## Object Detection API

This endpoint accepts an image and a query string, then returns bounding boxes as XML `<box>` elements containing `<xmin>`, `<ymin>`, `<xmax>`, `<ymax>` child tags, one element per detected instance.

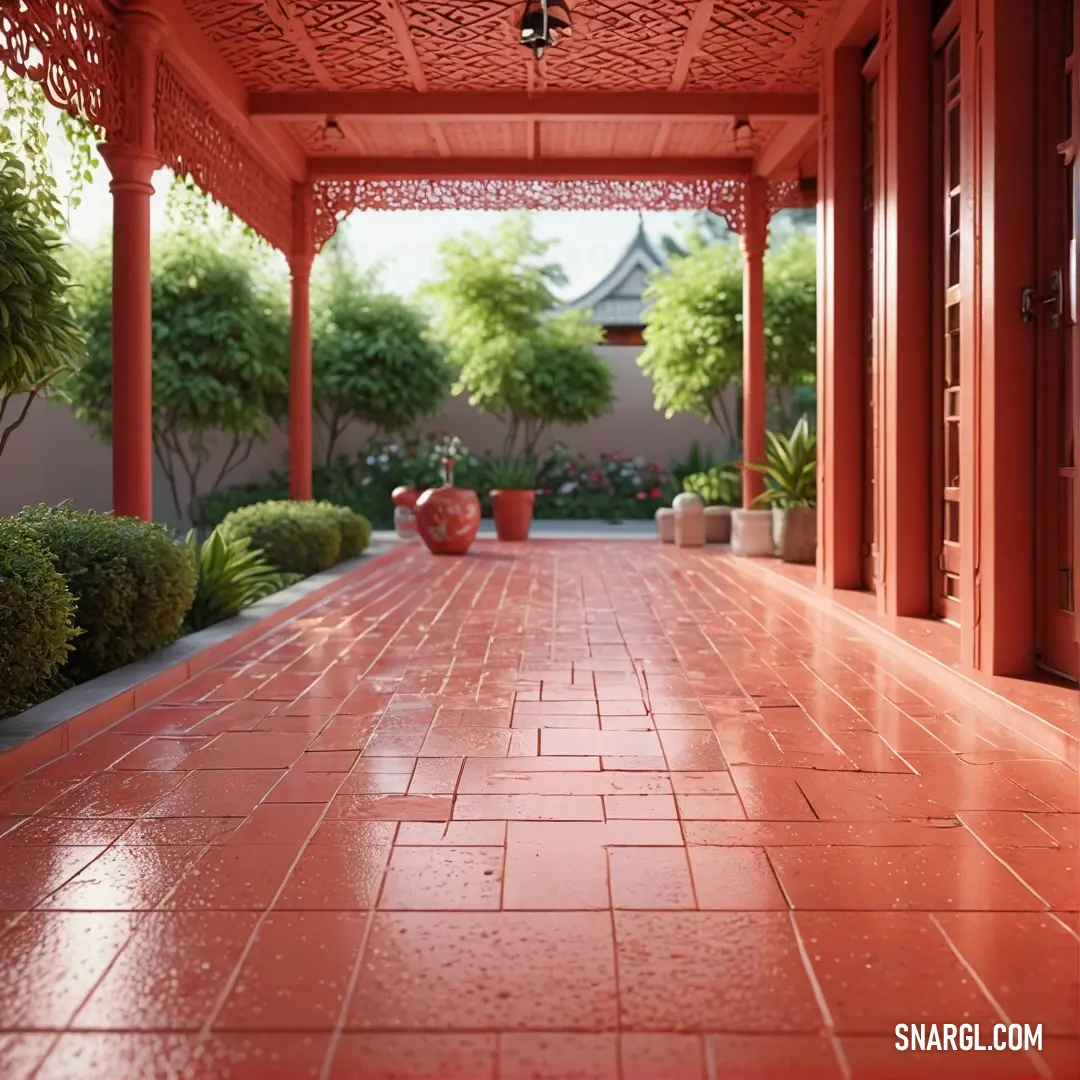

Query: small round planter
<box><xmin>391</xmin><ymin>487</ymin><xmax>421</xmax><ymax>540</ymax></box>
<box><xmin>730</xmin><ymin>508</ymin><xmax>775</xmax><ymax>557</ymax></box>
<box><xmin>673</xmin><ymin>492</ymin><xmax>705</xmax><ymax>547</ymax></box>
<box><xmin>703</xmin><ymin>506</ymin><xmax>732</xmax><ymax>544</ymax></box>
<box><xmin>655</xmin><ymin>507</ymin><xmax>675</xmax><ymax>543</ymax></box>
<box><xmin>773</xmin><ymin>506</ymin><xmax>818</xmax><ymax>564</ymax></box>
<box><xmin>415</xmin><ymin>485</ymin><xmax>481</xmax><ymax>555</ymax></box>
<box><xmin>491</xmin><ymin>489</ymin><xmax>535</xmax><ymax>541</ymax></box>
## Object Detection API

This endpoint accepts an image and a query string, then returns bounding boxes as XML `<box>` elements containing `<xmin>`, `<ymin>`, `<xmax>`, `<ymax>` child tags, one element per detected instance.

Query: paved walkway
<box><xmin>0</xmin><ymin>541</ymin><xmax>1077</xmax><ymax>1080</ymax></box>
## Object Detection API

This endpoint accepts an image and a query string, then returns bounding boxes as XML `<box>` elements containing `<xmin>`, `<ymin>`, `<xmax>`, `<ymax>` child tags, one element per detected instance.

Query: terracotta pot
<box><xmin>704</xmin><ymin>506</ymin><xmax>732</xmax><ymax>543</ymax></box>
<box><xmin>391</xmin><ymin>486</ymin><xmax>420</xmax><ymax>510</ymax></box>
<box><xmin>415</xmin><ymin>485</ymin><xmax>481</xmax><ymax>555</ymax></box>
<box><xmin>772</xmin><ymin>506</ymin><xmax>818</xmax><ymax>564</ymax></box>
<box><xmin>491</xmin><ymin>488</ymin><xmax>535</xmax><ymax>541</ymax></box>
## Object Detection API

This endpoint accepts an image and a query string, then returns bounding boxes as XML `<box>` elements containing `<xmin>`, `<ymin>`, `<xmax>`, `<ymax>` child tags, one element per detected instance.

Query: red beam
<box><xmin>306</xmin><ymin>156</ymin><xmax>753</xmax><ymax>181</ymax></box>
<box><xmin>251</xmin><ymin>90</ymin><xmax>820</xmax><ymax>123</ymax></box>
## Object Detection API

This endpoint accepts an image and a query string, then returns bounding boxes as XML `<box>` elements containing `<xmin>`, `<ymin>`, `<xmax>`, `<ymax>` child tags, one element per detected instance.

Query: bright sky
<box><xmin>64</xmin><ymin>161</ymin><xmax>691</xmax><ymax>302</ymax></box>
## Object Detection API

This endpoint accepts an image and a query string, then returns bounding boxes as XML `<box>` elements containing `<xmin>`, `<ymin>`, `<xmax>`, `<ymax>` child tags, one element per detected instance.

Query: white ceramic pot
<box><xmin>655</xmin><ymin>507</ymin><xmax>675</xmax><ymax>543</ymax></box>
<box><xmin>730</xmin><ymin>508</ymin><xmax>775</xmax><ymax>557</ymax></box>
<box><xmin>673</xmin><ymin>492</ymin><xmax>705</xmax><ymax>547</ymax></box>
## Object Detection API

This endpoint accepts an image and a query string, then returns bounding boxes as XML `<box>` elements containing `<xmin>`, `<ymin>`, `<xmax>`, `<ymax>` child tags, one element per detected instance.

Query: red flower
<box><xmin>648</xmin><ymin>487</ymin><xmax>662</xmax><ymax>499</ymax></box>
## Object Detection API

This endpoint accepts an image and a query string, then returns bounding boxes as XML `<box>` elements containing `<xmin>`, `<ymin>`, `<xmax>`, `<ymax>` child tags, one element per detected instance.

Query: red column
<box><xmin>817</xmin><ymin>46</ymin><xmax>865</xmax><ymax>589</ymax></box>
<box><xmin>880</xmin><ymin>0</ymin><xmax>932</xmax><ymax>616</ymax></box>
<box><xmin>741</xmin><ymin>176</ymin><xmax>768</xmax><ymax>508</ymax></box>
<box><xmin>962</xmin><ymin>0</ymin><xmax>1036</xmax><ymax>673</ymax></box>
<box><xmin>98</xmin><ymin>4</ymin><xmax>165</xmax><ymax>521</ymax></box>
<box><xmin>289</xmin><ymin>183</ymin><xmax>315</xmax><ymax>502</ymax></box>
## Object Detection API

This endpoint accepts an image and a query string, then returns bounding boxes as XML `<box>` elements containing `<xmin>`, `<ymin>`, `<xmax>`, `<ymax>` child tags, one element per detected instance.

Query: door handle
<box><xmin>1021</xmin><ymin>271</ymin><xmax>1064</xmax><ymax>328</ymax></box>
<box><xmin>1044</xmin><ymin>269</ymin><xmax>1064</xmax><ymax>330</ymax></box>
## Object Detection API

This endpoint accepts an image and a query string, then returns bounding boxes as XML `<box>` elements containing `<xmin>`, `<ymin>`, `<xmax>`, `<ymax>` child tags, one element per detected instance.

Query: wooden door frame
<box><xmin>862</xmin><ymin>42</ymin><xmax>881</xmax><ymax>593</ymax></box>
<box><xmin>930</xmin><ymin>7</ymin><xmax>962</xmax><ymax>622</ymax></box>
<box><xmin>1033</xmin><ymin>0</ymin><xmax>1080</xmax><ymax>679</ymax></box>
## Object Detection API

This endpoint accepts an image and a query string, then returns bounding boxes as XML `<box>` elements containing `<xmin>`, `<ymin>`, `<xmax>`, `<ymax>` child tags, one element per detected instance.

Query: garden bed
<box><xmin>0</xmin><ymin>541</ymin><xmax>396</xmax><ymax>785</ymax></box>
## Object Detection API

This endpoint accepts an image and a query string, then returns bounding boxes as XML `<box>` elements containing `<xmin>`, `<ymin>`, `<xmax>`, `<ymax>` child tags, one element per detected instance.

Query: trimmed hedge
<box><xmin>219</xmin><ymin>500</ymin><xmax>371</xmax><ymax>576</ymax></box>
<box><xmin>316</xmin><ymin>501</ymin><xmax>372</xmax><ymax>558</ymax></box>
<box><xmin>0</xmin><ymin>519</ymin><xmax>80</xmax><ymax>717</ymax></box>
<box><xmin>16</xmin><ymin>505</ymin><xmax>196</xmax><ymax>683</ymax></box>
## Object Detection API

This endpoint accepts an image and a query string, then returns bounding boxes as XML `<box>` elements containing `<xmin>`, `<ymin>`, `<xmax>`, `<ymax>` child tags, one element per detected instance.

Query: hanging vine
<box><xmin>0</xmin><ymin>70</ymin><xmax>100</xmax><ymax>229</ymax></box>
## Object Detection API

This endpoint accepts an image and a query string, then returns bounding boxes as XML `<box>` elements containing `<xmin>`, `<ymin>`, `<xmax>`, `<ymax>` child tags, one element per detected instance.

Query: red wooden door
<box><xmin>1034</xmin><ymin>0</ymin><xmax>1079</xmax><ymax>680</ymax></box>
<box><xmin>931</xmin><ymin>24</ymin><xmax>962</xmax><ymax>622</ymax></box>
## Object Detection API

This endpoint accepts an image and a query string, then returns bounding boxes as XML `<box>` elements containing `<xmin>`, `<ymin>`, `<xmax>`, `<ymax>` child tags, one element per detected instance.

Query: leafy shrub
<box><xmin>16</xmin><ymin>504</ymin><xmax>196</xmax><ymax>683</ymax></box>
<box><xmin>183</xmin><ymin>527</ymin><xmax>300</xmax><ymax>633</ymax></box>
<box><xmin>683</xmin><ymin>465</ymin><xmax>741</xmax><ymax>507</ymax></box>
<box><xmin>314</xmin><ymin>501</ymin><xmax>372</xmax><ymax>558</ymax></box>
<box><xmin>220</xmin><ymin>500</ymin><xmax>343</xmax><ymax>576</ymax></box>
<box><xmin>0</xmin><ymin>518</ymin><xmax>80</xmax><ymax>717</ymax></box>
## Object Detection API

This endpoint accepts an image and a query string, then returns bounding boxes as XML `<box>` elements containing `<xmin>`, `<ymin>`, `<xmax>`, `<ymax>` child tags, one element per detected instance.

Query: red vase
<box><xmin>391</xmin><ymin>486</ymin><xmax>420</xmax><ymax>510</ymax></box>
<box><xmin>415</xmin><ymin>485</ymin><xmax>481</xmax><ymax>555</ymax></box>
<box><xmin>491</xmin><ymin>489</ymin><xmax>536</xmax><ymax>541</ymax></box>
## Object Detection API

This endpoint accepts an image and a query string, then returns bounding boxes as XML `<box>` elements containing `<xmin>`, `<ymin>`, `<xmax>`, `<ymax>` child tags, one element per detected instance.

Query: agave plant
<box><xmin>485</xmin><ymin>455</ymin><xmax>539</xmax><ymax>490</ymax></box>
<box><xmin>183</xmin><ymin>527</ymin><xmax>300</xmax><ymax>632</ymax></box>
<box><xmin>682</xmin><ymin>464</ymin><xmax>740</xmax><ymax>507</ymax></box>
<box><xmin>746</xmin><ymin>415</ymin><xmax>817</xmax><ymax>508</ymax></box>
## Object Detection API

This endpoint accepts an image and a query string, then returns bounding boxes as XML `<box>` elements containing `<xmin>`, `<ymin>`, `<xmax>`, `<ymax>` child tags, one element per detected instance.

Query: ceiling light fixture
<box><xmin>323</xmin><ymin>118</ymin><xmax>346</xmax><ymax>141</ymax></box>
<box><xmin>733</xmin><ymin>117</ymin><xmax>754</xmax><ymax>152</ymax></box>
<box><xmin>520</xmin><ymin>0</ymin><xmax>572</xmax><ymax>61</ymax></box>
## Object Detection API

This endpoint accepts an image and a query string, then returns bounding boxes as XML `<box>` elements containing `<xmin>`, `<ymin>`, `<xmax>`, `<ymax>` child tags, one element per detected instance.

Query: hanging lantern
<box><xmin>519</xmin><ymin>0</ymin><xmax>572</xmax><ymax>60</ymax></box>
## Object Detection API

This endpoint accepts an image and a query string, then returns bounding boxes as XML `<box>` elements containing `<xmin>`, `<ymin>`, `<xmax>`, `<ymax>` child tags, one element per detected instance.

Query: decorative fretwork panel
<box><xmin>290</xmin><ymin>0</ymin><xmax>413</xmax><ymax>90</ymax></box>
<box><xmin>688</xmin><ymin>0</ymin><xmax>829</xmax><ymax>92</ymax></box>
<box><xmin>179</xmin><ymin>0</ymin><xmax>830</xmax><ymax>95</ymax></box>
<box><xmin>0</xmin><ymin>0</ymin><xmax>123</xmax><ymax>135</ymax></box>
<box><xmin>538</xmin><ymin>1</ymin><xmax>695</xmax><ymax>91</ymax></box>
<box><xmin>156</xmin><ymin>60</ymin><xmax>293</xmax><ymax>252</ymax></box>
<box><xmin>312</xmin><ymin>176</ymin><xmax>752</xmax><ymax>249</ymax></box>
<box><xmin>184</xmin><ymin>0</ymin><xmax>321</xmax><ymax>92</ymax></box>
<box><xmin>402</xmin><ymin>0</ymin><xmax>529</xmax><ymax>91</ymax></box>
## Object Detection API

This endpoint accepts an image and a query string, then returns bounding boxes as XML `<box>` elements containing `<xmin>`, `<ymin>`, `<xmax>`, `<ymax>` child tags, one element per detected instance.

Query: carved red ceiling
<box><xmin>0</xmin><ymin>0</ymin><xmax>830</xmax><ymax>253</ymax></box>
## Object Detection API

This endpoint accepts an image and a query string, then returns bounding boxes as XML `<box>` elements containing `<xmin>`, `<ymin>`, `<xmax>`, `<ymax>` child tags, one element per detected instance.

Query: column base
<box><xmin>731</xmin><ymin>509</ymin><xmax>775</xmax><ymax>557</ymax></box>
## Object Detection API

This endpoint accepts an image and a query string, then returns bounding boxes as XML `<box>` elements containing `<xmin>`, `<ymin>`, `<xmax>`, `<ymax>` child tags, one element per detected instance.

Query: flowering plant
<box><xmin>430</xmin><ymin>435</ymin><xmax>467</xmax><ymax>485</ymax></box>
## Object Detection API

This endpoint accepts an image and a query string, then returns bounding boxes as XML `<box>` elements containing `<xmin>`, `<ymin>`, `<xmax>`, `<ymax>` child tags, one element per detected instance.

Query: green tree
<box><xmin>313</xmin><ymin>248</ymin><xmax>450</xmax><ymax>464</ymax></box>
<box><xmin>638</xmin><ymin>234</ymin><xmax>744</xmax><ymax>446</ymax></box>
<box><xmin>65</xmin><ymin>223</ymin><xmax>289</xmax><ymax>523</ymax></box>
<box><xmin>0</xmin><ymin>153</ymin><xmax>85</xmax><ymax>463</ymax></box>
<box><xmin>422</xmin><ymin>214</ymin><xmax>613</xmax><ymax>455</ymax></box>
<box><xmin>638</xmin><ymin>231</ymin><xmax>817</xmax><ymax>448</ymax></box>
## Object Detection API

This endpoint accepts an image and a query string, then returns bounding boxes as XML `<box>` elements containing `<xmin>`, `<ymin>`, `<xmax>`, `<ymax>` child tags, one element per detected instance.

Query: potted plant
<box><xmin>745</xmin><ymin>415</ymin><xmax>817</xmax><ymax>563</ymax></box>
<box><xmin>682</xmin><ymin>464</ymin><xmax>740</xmax><ymax>543</ymax></box>
<box><xmin>415</xmin><ymin>436</ymin><xmax>482</xmax><ymax>555</ymax></box>
<box><xmin>487</xmin><ymin>456</ymin><xmax>538</xmax><ymax>541</ymax></box>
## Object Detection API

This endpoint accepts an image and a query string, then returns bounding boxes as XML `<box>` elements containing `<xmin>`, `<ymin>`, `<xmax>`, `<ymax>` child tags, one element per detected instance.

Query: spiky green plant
<box><xmin>746</xmin><ymin>415</ymin><xmax>817</xmax><ymax>508</ymax></box>
<box><xmin>485</xmin><ymin>455</ymin><xmax>539</xmax><ymax>490</ymax></box>
<box><xmin>183</xmin><ymin>527</ymin><xmax>299</xmax><ymax>632</ymax></box>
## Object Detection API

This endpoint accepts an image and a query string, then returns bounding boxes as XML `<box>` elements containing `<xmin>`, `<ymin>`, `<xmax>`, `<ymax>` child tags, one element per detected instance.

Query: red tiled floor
<box><xmin>0</xmin><ymin>541</ymin><xmax>1076</xmax><ymax>1078</ymax></box>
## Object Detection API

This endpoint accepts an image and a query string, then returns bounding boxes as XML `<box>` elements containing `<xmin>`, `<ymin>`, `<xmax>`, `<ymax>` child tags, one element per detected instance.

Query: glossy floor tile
<box><xmin>0</xmin><ymin>541</ymin><xmax>1077</xmax><ymax>1079</ymax></box>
